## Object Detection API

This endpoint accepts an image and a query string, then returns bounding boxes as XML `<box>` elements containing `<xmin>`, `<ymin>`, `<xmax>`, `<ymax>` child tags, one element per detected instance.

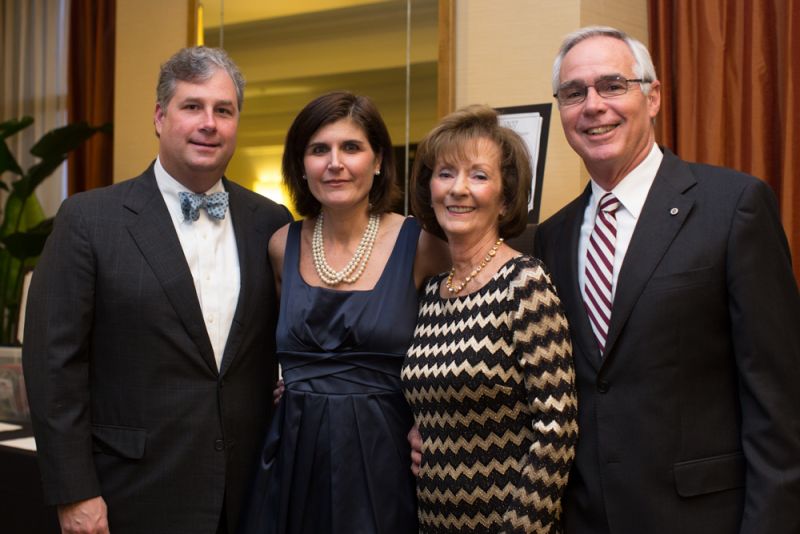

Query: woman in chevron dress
<box><xmin>401</xmin><ymin>105</ymin><xmax>579</xmax><ymax>533</ymax></box>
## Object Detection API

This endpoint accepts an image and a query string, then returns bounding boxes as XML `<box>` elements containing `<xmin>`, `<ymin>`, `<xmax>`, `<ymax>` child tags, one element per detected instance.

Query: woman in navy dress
<box><xmin>239</xmin><ymin>92</ymin><xmax>448</xmax><ymax>534</ymax></box>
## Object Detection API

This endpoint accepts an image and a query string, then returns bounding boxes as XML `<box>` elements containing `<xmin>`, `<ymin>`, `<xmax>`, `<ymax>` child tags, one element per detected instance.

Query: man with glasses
<box><xmin>533</xmin><ymin>26</ymin><xmax>800</xmax><ymax>533</ymax></box>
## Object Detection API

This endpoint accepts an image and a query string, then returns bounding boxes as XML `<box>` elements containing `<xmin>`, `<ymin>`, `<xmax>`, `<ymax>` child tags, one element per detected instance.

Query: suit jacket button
<box><xmin>597</xmin><ymin>380</ymin><xmax>610</xmax><ymax>393</ymax></box>
<box><xmin>214</xmin><ymin>439</ymin><xmax>225</xmax><ymax>451</ymax></box>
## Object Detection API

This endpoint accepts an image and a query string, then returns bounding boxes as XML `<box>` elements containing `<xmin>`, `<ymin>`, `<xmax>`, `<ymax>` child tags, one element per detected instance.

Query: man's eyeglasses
<box><xmin>554</xmin><ymin>76</ymin><xmax>650</xmax><ymax>106</ymax></box>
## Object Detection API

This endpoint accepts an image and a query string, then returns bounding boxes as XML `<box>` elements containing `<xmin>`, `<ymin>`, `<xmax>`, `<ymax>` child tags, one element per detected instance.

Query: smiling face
<box><xmin>154</xmin><ymin>68</ymin><xmax>239</xmax><ymax>191</ymax></box>
<box><xmin>557</xmin><ymin>35</ymin><xmax>661</xmax><ymax>189</ymax></box>
<box><xmin>303</xmin><ymin>118</ymin><xmax>382</xmax><ymax>213</ymax></box>
<box><xmin>429</xmin><ymin>137</ymin><xmax>506</xmax><ymax>245</ymax></box>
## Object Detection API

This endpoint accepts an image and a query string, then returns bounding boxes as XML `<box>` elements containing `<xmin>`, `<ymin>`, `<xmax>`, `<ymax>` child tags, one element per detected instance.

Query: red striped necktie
<box><xmin>584</xmin><ymin>192</ymin><xmax>620</xmax><ymax>354</ymax></box>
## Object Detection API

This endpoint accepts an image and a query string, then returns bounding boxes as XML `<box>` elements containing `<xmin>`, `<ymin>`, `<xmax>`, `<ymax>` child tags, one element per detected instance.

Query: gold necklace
<box><xmin>311</xmin><ymin>211</ymin><xmax>380</xmax><ymax>286</ymax></box>
<box><xmin>445</xmin><ymin>238</ymin><xmax>504</xmax><ymax>294</ymax></box>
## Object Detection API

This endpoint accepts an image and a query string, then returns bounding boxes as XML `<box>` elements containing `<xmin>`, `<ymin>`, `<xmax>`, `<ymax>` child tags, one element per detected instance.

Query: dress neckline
<box><xmin>296</xmin><ymin>217</ymin><xmax>414</xmax><ymax>294</ymax></box>
<box><xmin>434</xmin><ymin>254</ymin><xmax>525</xmax><ymax>301</ymax></box>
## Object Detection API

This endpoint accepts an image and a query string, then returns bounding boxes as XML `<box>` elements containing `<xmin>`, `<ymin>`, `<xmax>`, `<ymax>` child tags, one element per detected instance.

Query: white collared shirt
<box><xmin>154</xmin><ymin>157</ymin><xmax>240</xmax><ymax>370</ymax></box>
<box><xmin>578</xmin><ymin>143</ymin><xmax>663</xmax><ymax>303</ymax></box>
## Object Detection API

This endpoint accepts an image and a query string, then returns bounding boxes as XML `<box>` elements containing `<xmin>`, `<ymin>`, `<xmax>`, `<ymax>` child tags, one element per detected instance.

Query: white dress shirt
<box><xmin>154</xmin><ymin>157</ymin><xmax>240</xmax><ymax>370</ymax></box>
<box><xmin>578</xmin><ymin>143</ymin><xmax>663</xmax><ymax>303</ymax></box>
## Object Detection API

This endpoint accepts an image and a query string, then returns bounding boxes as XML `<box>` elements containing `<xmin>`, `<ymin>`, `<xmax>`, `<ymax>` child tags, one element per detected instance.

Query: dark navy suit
<box><xmin>24</xmin><ymin>165</ymin><xmax>291</xmax><ymax>533</ymax></box>
<box><xmin>536</xmin><ymin>148</ymin><xmax>800</xmax><ymax>534</ymax></box>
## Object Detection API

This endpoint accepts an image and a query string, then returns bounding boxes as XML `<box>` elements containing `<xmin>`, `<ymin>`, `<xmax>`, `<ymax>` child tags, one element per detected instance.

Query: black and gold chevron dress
<box><xmin>401</xmin><ymin>255</ymin><xmax>578</xmax><ymax>533</ymax></box>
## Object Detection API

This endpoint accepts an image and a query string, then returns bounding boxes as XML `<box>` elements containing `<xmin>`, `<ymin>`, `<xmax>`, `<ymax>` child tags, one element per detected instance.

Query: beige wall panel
<box><xmin>455</xmin><ymin>0</ymin><xmax>583</xmax><ymax>221</ymax></box>
<box><xmin>455</xmin><ymin>0</ymin><xmax>579</xmax><ymax>106</ymax></box>
<box><xmin>114</xmin><ymin>0</ymin><xmax>190</xmax><ymax>182</ymax></box>
<box><xmin>454</xmin><ymin>0</ymin><xmax>648</xmax><ymax>221</ymax></box>
<box><xmin>581</xmin><ymin>0</ymin><xmax>649</xmax><ymax>44</ymax></box>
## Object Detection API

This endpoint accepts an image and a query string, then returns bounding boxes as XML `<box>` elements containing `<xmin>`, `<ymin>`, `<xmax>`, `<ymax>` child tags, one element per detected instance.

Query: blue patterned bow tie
<box><xmin>178</xmin><ymin>191</ymin><xmax>229</xmax><ymax>222</ymax></box>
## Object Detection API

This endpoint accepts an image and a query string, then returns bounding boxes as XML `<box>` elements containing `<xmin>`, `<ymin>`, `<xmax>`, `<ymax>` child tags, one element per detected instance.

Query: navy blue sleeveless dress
<box><xmin>239</xmin><ymin>218</ymin><xmax>421</xmax><ymax>534</ymax></box>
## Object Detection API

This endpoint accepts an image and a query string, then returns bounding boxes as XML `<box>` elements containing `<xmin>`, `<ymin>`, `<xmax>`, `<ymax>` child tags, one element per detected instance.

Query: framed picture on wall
<box><xmin>495</xmin><ymin>104</ymin><xmax>552</xmax><ymax>223</ymax></box>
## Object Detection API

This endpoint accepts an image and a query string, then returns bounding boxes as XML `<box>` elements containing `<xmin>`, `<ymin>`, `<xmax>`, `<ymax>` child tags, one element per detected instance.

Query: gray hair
<box><xmin>551</xmin><ymin>26</ymin><xmax>657</xmax><ymax>96</ymax></box>
<box><xmin>156</xmin><ymin>46</ymin><xmax>246</xmax><ymax>111</ymax></box>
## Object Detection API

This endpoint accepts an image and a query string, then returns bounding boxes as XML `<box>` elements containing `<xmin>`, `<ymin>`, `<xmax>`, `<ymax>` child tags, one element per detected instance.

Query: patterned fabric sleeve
<box><xmin>502</xmin><ymin>260</ymin><xmax>579</xmax><ymax>533</ymax></box>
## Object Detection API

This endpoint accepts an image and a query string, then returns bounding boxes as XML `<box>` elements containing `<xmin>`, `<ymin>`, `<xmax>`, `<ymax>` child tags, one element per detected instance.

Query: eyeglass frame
<box><xmin>553</xmin><ymin>75</ymin><xmax>652</xmax><ymax>107</ymax></box>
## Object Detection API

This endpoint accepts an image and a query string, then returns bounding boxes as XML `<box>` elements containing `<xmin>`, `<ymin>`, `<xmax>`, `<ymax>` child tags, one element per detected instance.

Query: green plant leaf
<box><xmin>0</xmin><ymin>246</ymin><xmax>35</xmax><ymax>342</ymax></box>
<box><xmin>0</xmin><ymin>117</ymin><xmax>32</xmax><ymax>180</ymax></box>
<box><xmin>1</xmin><ymin>232</ymin><xmax>49</xmax><ymax>259</ymax></box>
<box><xmin>11</xmin><ymin>121</ymin><xmax>113</xmax><ymax>199</ymax></box>
<box><xmin>0</xmin><ymin>248</ymin><xmax>16</xmax><ymax>300</ymax></box>
<box><xmin>25</xmin><ymin>217</ymin><xmax>54</xmax><ymax>234</ymax></box>
<box><xmin>0</xmin><ymin>142</ymin><xmax>23</xmax><ymax>176</ymax></box>
<box><xmin>0</xmin><ymin>197</ymin><xmax>46</xmax><ymax>344</ymax></box>
<box><xmin>0</xmin><ymin>190</ymin><xmax>46</xmax><ymax>237</ymax></box>
<box><xmin>0</xmin><ymin>117</ymin><xmax>34</xmax><ymax>140</ymax></box>
<box><xmin>15</xmin><ymin>158</ymin><xmax>65</xmax><ymax>198</ymax></box>
<box><xmin>0</xmin><ymin>118</ymin><xmax>109</xmax><ymax>344</ymax></box>
<box><xmin>0</xmin><ymin>220</ymin><xmax>52</xmax><ymax>259</ymax></box>
<box><xmin>30</xmin><ymin>121</ymin><xmax>112</xmax><ymax>157</ymax></box>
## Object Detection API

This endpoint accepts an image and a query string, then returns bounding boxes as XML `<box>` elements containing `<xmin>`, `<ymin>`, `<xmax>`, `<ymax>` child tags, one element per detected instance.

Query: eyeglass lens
<box><xmin>556</xmin><ymin>76</ymin><xmax>638</xmax><ymax>105</ymax></box>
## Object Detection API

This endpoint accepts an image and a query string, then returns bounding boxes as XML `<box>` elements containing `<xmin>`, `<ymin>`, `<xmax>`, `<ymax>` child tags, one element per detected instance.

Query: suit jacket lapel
<box><xmin>559</xmin><ymin>186</ymin><xmax>603</xmax><ymax>372</ymax></box>
<box><xmin>219</xmin><ymin>180</ymin><xmax>256</xmax><ymax>376</ymax></box>
<box><xmin>602</xmin><ymin>149</ymin><xmax>696</xmax><ymax>362</ymax></box>
<box><xmin>123</xmin><ymin>166</ymin><xmax>218</xmax><ymax>374</ymax></box>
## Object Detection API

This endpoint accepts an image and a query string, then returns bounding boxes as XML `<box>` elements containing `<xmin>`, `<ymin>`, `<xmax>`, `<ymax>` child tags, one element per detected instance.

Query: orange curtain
<box><xmin>67</xmin><ymin>0</ymin><xmax>115</xmax><ymax>194</ymax></box>
<box><xmin>649</xmin><ymin>0</ymin><xmax>800</xmax><ymax>283</ymax></box>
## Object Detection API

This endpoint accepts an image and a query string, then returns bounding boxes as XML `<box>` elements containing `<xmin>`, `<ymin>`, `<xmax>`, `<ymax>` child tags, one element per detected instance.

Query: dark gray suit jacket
<box><xmin>23</xmin><ymin>165</ymin><xmax>292</xmax><ymax>533</ymax></box>
<box><xmin>535</xmin><ymin>148</ymin><xmax>800</xmax><ymax>534</ymax></box>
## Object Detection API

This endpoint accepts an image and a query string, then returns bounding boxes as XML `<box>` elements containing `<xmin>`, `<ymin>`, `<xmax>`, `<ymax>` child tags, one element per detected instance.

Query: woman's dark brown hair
<box><xmin>282</xmin><ymin>91</ymin><xmax>398</xmax><ymax>217</ymax></box>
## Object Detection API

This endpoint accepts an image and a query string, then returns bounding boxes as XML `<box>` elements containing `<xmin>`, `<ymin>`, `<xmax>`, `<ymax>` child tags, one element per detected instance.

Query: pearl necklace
<box><xmin>445</xmin><ymin>238</ymin><xmax>504</xmax><ymax>294</ymax></box>
<box><xmin>312</xmin><ymin>211</ymin><xmax>380</xmax><ymax>286</ymax></box>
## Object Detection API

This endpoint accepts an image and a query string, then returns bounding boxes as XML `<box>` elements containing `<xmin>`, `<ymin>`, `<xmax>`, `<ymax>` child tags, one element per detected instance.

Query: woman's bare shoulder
<box><xmin>268</xmin><ymin>221</ymin><xmax>292</xmax><ymax>253</ymax></box>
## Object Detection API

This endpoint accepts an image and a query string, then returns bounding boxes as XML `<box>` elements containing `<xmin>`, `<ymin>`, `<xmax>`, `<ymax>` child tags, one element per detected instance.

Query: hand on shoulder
<box><xmin>414</xmin><ymin>228</ymin><xmax>450</xmax><ymax>290</ymax></box>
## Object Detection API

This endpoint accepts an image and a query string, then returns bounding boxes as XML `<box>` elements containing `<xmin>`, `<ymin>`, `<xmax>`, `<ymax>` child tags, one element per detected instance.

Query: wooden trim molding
<box><xmin>188</xmin><ymin>0</ymin><xmax>199</xmax><ymax>46</ymax></box>
<box><xmin>437</xmin><ymin>0</ymin><xmax>455</xmax><ymax>118</ymax></box>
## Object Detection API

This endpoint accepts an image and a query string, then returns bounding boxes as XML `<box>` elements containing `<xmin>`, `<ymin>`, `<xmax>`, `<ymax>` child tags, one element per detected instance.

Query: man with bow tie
<box><xmin>23</xmin><ymin>47</ymin><xmax>291</xmax><ymax>534</ymax></box>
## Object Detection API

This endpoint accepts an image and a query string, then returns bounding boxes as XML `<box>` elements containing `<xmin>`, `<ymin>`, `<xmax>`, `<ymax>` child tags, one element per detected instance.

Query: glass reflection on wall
<box><xmin>201</xmin><ymin>0</ymin><xmax>439</xmax><ymax>215</ymax></box>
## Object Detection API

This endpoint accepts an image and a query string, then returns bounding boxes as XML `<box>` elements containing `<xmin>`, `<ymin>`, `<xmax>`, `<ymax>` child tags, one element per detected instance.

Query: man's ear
<box><xmin>647</xmin><ymin>79</ymin><xmax>662</xmax><ymax>119</ymax></box>
<box><xmin>154</xmin><ymin>103</ymin><xmax>165</xmax><ymax>137</ymax></box>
